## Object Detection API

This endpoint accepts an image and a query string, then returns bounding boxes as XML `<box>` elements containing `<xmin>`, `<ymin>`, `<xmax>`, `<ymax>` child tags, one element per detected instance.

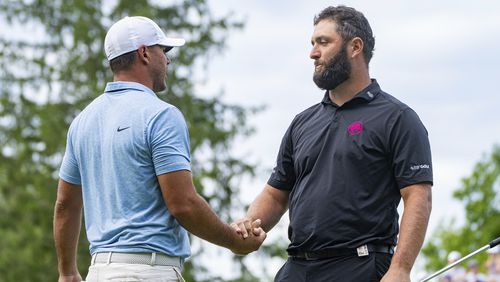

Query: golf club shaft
<box><xmin>420</xmin><ymin>244</ymin><xmax>489</xmax><ymax>282</ymax></box>
<box><xmin>419</xmin><ymin>236</ymin><xmax>500</xmax><ymax>281</ymax></box>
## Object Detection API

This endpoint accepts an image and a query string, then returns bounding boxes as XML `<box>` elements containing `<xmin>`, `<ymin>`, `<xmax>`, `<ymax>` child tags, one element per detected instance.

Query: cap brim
<box><xmin>159</xmin><ymin>37</ymin><xmax>185</xmax><ymax>48</ymax></box>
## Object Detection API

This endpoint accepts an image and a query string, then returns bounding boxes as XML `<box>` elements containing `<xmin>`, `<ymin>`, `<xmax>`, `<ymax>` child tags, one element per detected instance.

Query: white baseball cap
<box><xmin>104</xmin><ymin>16</ymin><xmax>185</xmax><ymax>61</ymax></box>
<box><xmin>488</xmin><ymin>245</ymin><xmax>500</xmax><ymax>254</ymax></box>
<box><xmin>447</xmin><ymin>250</ymin><xmax>461</xmax><ymax>261</ymax></box>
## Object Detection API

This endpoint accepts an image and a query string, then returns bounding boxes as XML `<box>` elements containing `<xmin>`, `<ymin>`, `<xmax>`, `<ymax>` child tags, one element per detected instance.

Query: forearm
<box><xmin>54</xmin><ymin>201</ymin><xmax>82</xmax><ymax>275</ymax></box>
<box><xmin>391</xmin><ymin>185</ymin><xmax>432</xmax><ymax>272</ymax></box>
<box><xmin>173</xmin><ymin>194</ymin><xmax>238</xmax><ymax>249</ymax></box>
<box><xmin>159</xmin><ymin>170</ymin><xmax>265</xmax><ymax>254</ymax></box>
<box><xmin>246</xmin><ymin>185</ymin><xmax>289</xmax><ymax>232</ymax></box>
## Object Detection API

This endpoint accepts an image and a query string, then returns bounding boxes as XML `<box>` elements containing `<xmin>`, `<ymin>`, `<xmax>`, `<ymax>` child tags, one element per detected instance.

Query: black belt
<box><xmin>288</xmin><ymin>244</ymin><xmax>394</xmax><ymax>260</ymax></box>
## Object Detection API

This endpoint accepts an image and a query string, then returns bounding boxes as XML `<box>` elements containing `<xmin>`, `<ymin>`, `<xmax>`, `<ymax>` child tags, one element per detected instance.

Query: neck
<box><xmin>113</xmin><ymin>69</ymin><xmax>153</xmax><ymax>91</ymax></box>
<box><xmin>328</xmin><ymin>68</ymin><xmax>371</xmax><ymax>106</ymax></box>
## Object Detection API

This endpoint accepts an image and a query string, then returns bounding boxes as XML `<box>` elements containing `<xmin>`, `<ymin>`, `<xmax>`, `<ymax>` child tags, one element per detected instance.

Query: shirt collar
<box><xmin>321</xmin><ymin>79</ymin><xmax>381</xmax><ymax>106</ymax></box>
<box><xmin>104</xmin><ymin>81</ymin><xmax>156</xmax><ymax>97</ymax></box>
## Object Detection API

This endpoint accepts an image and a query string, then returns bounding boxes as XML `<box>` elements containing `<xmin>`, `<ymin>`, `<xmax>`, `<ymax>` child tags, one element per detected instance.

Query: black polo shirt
<box><xmin>268</xmin><ymin>80</ymin><xmax>433</xmax><ymax>253</ymax></box>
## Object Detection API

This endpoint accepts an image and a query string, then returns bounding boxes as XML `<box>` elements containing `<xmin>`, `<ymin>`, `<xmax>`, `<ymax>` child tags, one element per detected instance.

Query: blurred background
<box><xmin>0</xmin><ymin>0</ymin><xmax>499</xmax><ymax>281</ymax></box>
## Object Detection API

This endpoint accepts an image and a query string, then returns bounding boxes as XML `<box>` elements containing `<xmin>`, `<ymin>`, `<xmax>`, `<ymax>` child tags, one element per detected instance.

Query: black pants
<box><xmin>275</xmin><ymin>253</ymin><xmax>392</xmax><ymax>282</ymax></box>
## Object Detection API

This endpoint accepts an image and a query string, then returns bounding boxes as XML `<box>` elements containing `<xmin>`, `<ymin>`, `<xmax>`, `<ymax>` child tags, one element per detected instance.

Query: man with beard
<box><xmin>232</xmin><ymin>5</ymin><xmax>433</xmax><ymax>282</ymax></box>
<box><xmin>54</xmin><ymin>16</ymin><xmax>266</xmax><ymax>282</ymax></box>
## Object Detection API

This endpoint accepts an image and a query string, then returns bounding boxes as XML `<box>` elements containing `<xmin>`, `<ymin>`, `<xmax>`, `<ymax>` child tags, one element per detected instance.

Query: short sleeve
<box><xmin>267</xmin><ymin>120</ymin><xmax>296</xmax><ymax>190</ymax></box>
<box><xmin>148</xmin><ymin>107</ymin><xmax>191</xmax><ymax>175</ymax></box>
<box><xmin>59</xmin><ymin>124</ymin><xmax>82</xmax><ymax>185</ymax></box>
<box><xmin>389</xmin><ymin>108</ymin><xmax>433</xmax><ymax>189</ymax></box>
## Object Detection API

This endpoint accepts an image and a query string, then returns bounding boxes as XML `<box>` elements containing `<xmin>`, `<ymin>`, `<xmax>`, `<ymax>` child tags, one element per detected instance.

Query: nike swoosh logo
<box><xmin>117</xmin><ymin>126</ymin><xmax>130</xmax><ymax>132</ymax></box>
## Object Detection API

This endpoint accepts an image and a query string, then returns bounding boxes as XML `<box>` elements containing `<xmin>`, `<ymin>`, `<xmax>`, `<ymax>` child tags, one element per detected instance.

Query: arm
<box><xmin>233</xmin><ymin>184</ymin><xmax>289</xmax><ymax>238</ymax></box>
<box><xmin>158</xmin><ymin>170</ymin><xmax>266</xmax><ymax>255</ymax></box>
<box><xmin>381</xmin><ymin>183</ymin><xmax>432</xmax><ymax>282</ymax></box>
<box><xmin>53</xmin><ymin>179</ymin><xmax>83</xmax><ymax>282</ymax></box>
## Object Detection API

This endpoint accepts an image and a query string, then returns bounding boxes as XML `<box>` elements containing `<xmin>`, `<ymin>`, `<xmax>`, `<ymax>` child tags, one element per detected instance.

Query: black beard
<box><xmin>313</xmin><ymin>45</ymin><xmax>351</xmax><ymax>90</ymax></box>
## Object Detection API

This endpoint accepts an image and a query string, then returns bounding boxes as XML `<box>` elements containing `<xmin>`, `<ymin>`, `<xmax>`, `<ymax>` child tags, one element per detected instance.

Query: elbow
<box><xmin>54</xmin><ymin>199</ymin><xmax>81</xmax><ymax>217</ymax></box>
<box><xmin>54</xmin><ymin>201</ymin><xmax>68</xmax><ymax>221</ymax></box>
<box><xmin>167</xmin><ymin>195</ymin><xmax>198</xmax><ymax>219</ymax></box>
<box><xmin>168</xmin><ymin>205</ymin><xmax>191</xmax><ymax>219</ymax></box>
<box><xmin>54</xmin><ymin>200</ymin><xmax>70</xmax><ymax>216</ymax></box>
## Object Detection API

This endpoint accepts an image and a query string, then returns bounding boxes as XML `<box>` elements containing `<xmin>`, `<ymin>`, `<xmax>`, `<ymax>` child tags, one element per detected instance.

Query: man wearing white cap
<box><xmin>54</xmin><ymin>16</ymin><xmax>266</xmax><ymax>282</ymax></box>
<box><xmin>443</xmin><ymin>251</ymin><xmax>466</xmax><ymax>282</ymax></box>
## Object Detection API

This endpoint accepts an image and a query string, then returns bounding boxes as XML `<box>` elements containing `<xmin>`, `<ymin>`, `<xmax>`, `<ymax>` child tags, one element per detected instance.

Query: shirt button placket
<box><xmin>331</xmin><ymin>109</ymin><xmax>340</xmax><ymax>129</ymax></box>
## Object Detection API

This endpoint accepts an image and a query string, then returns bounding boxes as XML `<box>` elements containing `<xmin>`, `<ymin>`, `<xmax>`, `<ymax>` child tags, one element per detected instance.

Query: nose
<box><xmin>310</xmin><ymin>45</ymin><xmax>320</xmax><ymax>60</ymax></box>
<box><xmin>166</xmin><ymin>55</ymin><xmax>171</xmax><ymax>65</ymax></box>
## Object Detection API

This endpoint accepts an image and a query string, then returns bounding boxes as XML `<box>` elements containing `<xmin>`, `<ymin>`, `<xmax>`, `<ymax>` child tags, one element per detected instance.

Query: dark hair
<box><xmin>109</xmin><ymin>51</ymin><xmax>136</xmax><ymax>73</ymax></box>
<box><xmin>314</xmin><ymin>5</ymin><xmax>375</xmax><ymax>64</ymax></box>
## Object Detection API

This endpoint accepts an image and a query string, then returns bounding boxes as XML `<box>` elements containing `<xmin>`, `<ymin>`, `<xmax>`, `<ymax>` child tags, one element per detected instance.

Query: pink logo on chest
<box><xmin>347</xmin><ymin>121</ymin><xmax>363</xmax><ymax>136</ymax></box>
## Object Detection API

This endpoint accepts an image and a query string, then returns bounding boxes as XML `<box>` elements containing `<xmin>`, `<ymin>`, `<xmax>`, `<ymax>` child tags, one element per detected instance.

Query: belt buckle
<box><xmin>357</xmin><ymin>245</ymin><xmax>369</xmax><ymax>257</ymax></box>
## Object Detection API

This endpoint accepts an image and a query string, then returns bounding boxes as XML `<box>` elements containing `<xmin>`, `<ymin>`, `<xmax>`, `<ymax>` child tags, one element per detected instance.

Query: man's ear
<box><xmin>136</xmin><ymin>44</ymin><xmax>150</xmax><ymax>65</ymax></box>
<box><xmin>349</xmin><ymin>37</ymin><xmax>364</xmax><ymax>59</ymax></box>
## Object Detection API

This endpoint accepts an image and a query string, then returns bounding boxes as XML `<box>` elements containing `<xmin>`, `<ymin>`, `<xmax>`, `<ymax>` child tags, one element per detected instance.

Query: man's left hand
<box><xmin>58</xmin><ymin>273</ymin><xmax>82</xmax><ymax>282</ymax></box>
<box><xmin>380</xmin><ymin>267</ymin><xmax>411</xmax><ymax>282</ymax></box>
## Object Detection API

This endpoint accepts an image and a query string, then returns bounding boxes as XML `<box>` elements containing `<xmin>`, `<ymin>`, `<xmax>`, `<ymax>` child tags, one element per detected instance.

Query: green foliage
<box><xmin>0</xmin><ymin>0</ymin><xmax>283</xmax><ymax>281</ymax></box>
<box><xmin>422</xmin><ymin>145</ymin><xmax>500</xmax><ymax>272</ymax></box>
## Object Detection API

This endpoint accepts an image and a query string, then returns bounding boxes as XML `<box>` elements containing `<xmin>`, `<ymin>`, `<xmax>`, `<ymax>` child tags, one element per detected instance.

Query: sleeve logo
<box><xmin>410</xmin><ymin>164</ymin><xmax>430</xmax><ymax>170</ymax></box>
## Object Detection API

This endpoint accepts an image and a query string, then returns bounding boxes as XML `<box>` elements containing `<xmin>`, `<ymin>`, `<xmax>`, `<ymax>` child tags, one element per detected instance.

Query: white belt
<box><xmin>91</xmin><ymin>252</ymin><xmax>183</xmax><ymax>269</ymax></box>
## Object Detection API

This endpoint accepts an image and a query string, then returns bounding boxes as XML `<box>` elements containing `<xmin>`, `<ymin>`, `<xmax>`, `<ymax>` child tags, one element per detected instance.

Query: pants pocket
<box><xmin>173</xmin><ymin>267</ymin><xmax>185</xmax><ymax>282</ymax></box>
<box><xmin>372</xmin><ymin>253</ymin><xmax>392</xmax><ymax>281</ymax></box>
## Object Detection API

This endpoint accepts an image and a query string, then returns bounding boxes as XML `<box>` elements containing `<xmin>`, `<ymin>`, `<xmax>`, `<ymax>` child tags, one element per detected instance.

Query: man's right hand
<box><xmin>231</xmin><ymin>218</ymin><xmax>263</xmax><ymax>238</ymax></box>
<box><xmin>229</xmin><ymin>224</ymin><xmax>267</xmax><ymax>255</ymax></box>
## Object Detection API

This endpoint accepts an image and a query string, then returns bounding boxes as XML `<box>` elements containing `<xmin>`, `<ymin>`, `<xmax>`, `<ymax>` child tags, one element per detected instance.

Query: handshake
<box><xmin>227</xmin><ymin>218</ymin><xmax>267</xmax><ymax>256</ymax></box>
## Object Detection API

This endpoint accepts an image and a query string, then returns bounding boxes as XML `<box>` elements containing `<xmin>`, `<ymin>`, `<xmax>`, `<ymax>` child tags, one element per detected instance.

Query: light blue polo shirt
<box><xmin>59</xmin><ymin>81</ymin><xmax>191</xmax><ymax>258</ymax></box>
